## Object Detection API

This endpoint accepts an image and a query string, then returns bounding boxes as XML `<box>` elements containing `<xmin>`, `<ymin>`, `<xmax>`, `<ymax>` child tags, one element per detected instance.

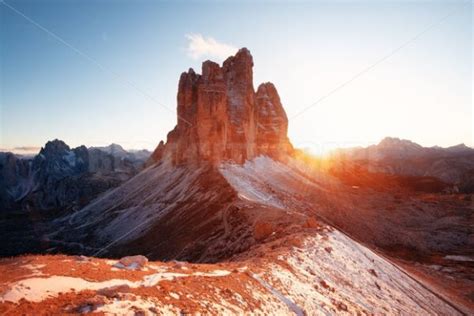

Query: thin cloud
<box><xmin>0</xmin><ymin>146</ymin><xmax>41</xmax><ymax>155</ymax></box>
<box><xmin>14</xmin><ymin>146</ymin><xmax>41</xmax><ymax>151</ymax></box>
<box><xmin>185</xmin><ymin>34</ymin><xmax>237</xmax><ymax>61</ymax></box>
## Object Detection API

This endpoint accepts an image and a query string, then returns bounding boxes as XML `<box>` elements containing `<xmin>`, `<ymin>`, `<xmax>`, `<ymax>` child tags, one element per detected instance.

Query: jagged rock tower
<box><xmin>148</xmin><ymin>48</ymin><xmax>293</xmax><ymax>165</ymax></box>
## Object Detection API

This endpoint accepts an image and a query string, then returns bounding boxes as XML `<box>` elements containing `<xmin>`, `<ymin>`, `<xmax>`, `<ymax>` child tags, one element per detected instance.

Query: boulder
<box><xmin>254</xmin><ymin>221</ymin><xmax>274</xmax><ymax>241</ymax></box>
<box><xmin>114</xmin><ymin>255</ymin><xmax>148</xmax><ymax>270</ymax></box>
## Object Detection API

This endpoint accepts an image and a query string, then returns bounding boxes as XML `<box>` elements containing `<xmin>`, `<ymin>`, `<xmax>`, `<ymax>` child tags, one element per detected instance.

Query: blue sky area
<box><xmin>1</xmin><ymin>0</ymin><xmax>472</xmax><ymax>154</ymax></box>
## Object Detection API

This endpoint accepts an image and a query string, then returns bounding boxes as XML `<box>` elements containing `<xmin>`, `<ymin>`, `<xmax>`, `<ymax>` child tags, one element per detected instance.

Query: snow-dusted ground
<box><xmin>0</xmin><ymin>230</ymin><xmax>461</xmax><ymax>315</ymax></box>
<box><xmin>219</xmin><ymin>156</ymin><xmax>463</xmax><ymax>315</ymax></box>
<box><xmin>219</xmin><ymin>158</ymin><xmax>285</xmax><ymax>209</ymax></box>
<box><xmin>95</xmin><ymin>295</ymin><xmax>176</xmax><ymax>316</ymax></box>
<box><xmin>56</xmin><ymin>160</ymin><xmax>213</xmax><ymax>247</ymax></box>
<box><xmin>0</xmin><ymin>256</ymin><xmax>291</xmax><ymax>314</ymax></box>
<box><xmin>1</xmin><ymin>268</ymin><xmax>231</xmax><ymax>303</ymax></box>
<box><xmin>253</xmin><ymin>231</ymin><xmax>460</xmax><ymax>315</ymax></box>
<box><xmin>219</xmin><ymin>156</ymin><xmax>329</xmax><ymax>210</ymax></box>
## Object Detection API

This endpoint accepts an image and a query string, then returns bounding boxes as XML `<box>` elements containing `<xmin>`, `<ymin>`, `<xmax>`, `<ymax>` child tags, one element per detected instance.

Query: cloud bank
<box><xmin>186</xmin><ymin>34</ymin><xmax>237</xmax><ymax>61</ymax></box>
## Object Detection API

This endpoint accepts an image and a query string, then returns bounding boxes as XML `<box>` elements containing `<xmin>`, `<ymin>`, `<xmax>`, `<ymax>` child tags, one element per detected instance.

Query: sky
<box><xmin>0</xmin><ymin>0</ymin><xmax>472</xmax><ymax>155</ymax></box>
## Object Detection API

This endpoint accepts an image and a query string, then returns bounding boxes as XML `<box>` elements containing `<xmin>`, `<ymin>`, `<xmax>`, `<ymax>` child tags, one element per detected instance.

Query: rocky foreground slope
<box><xmin>1</xmin><ymin>48</ymin><xmax>472</xmax><ymax>314</ymax></box>
<box><xmin>0</xmin><ymin>224</ymin><xmax>463</xmax><ymax>315</ymax></box>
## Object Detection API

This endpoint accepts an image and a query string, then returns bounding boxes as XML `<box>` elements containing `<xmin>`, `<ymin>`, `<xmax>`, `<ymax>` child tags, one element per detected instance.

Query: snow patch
<box><xmin>20</xmin><ymin>264</ymin><xmax>45</xmax><ymax>277</ymax></box>
<box><xmin>62</xmin><ymin>151</ymin><xmax>76</xmax><ymax>167</ymax></box>
<box><xmin>1</xmin><ymin>269</ymin><xmax>232</xmax><ymax>303</ymax></box>
<box><xmin>95</xmin><ymin>295</ymin><xmax>178</xmax><ymax>316</ymax></box>
<box><xmin>444</xmin><ymin>255</ymin><xmax>474</xmax><ymax>262</ymax></box>
<box><xmin>219</xmin><ymin>157</ymin><xmax>285</xmax><ymax>208</ymax></box>
<box><xmin>219</xmin><ymin>156</ymin><xmax>331</xmax><ymax>210</ymax></box>
<box><xmin>1</xmin><ymin>276</ymin><xmax>135</xmax><ymax>303</ymax></box>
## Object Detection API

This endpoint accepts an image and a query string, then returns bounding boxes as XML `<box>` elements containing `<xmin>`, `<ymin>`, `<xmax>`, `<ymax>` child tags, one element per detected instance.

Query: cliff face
<box><xmin>150</xmin><ymin>48</ymin><xmax>293</xmax><ymax>165</ymax></box>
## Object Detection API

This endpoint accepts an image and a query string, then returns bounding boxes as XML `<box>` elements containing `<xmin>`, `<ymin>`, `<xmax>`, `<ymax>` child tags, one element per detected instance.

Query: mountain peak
<box><xmin>104</xmin><ymin>143</ymin><xmax>126</xmax><ymax>153</ymax></box>
<box><xmin>149</xmin><ymin>48</ymin><xmax>293</xmax><ymax>165</ymax></box>
<box><xmin>40</xmin><ymin>139</ymin><xmax>71</xmax><ymax>157</ymax></box>
<box><xmin>378</xmin><ymin>137</ymin><xmax>421</xmax><ymax>148</ymax></box>
<box><xmin>447</xmin><ymin>143</ymin><xmax>470</xmax><ymax>151</ymax></box>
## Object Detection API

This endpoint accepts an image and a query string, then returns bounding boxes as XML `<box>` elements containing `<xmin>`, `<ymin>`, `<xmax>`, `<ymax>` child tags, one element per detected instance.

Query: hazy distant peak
<box><xmin>109</xmin><ymin>143</ymin><xmax>125</xmax><ymax>150</ymax></box>
<box><xmin>446</xmin><ymin>143</ymin><xmax>470</xmax><ymax>152</ymax></box>
<box><xmin>378</xmin><ymin>137</ymin><xmax>422</xmax><ymax>149</ymax></box>
<box><xmin>103</xmin><ymin>143</ymin><xmax>126</xmax><ymax>153</ymax></box>
<box><xmin>90</xmin><ymin>143</ymin><xmax>128</xmax><ymax>156</ymax></box>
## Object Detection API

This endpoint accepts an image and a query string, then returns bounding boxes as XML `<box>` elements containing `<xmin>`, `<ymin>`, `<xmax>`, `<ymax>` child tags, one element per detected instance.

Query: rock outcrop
<box><xmin>149</xmin><ymin>48</ymin><xmax>293</xmax><ymax>165</ymax></box>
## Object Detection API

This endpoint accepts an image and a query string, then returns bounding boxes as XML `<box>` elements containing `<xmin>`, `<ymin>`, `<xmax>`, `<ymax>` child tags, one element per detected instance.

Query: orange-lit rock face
<box><xmin>152</xmin><ymin>48</ymin><xmax>293</xmax><ymax>165</ymax></box>
<box><xmin>255</xmin><ymin>82</ymin><xmax>292</xmax><ymax>158</ymax></box>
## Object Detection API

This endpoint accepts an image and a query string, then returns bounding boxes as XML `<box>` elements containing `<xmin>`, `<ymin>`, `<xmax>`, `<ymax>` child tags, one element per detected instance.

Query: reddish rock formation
<box><xmin>255</xmin><ymin>82</ymin><xmax>292</xmax><ymax>158</ymax></box>
<box><xmin>253</xmin><ymin>221</ymin><xmax>274</xmax><ymax>241</ymax></box>
<box><xmin>146</xmin><ymin>141</ymin><xmax>165</xmax><ymax>167</ymax></box>
<box><xmin>149</xmin><ymin>48</ymin><xmax>293</xmax><ymax>165</ymax></box>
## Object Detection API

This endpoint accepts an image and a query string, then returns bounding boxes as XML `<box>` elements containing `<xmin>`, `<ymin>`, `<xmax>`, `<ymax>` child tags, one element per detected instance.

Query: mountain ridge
<box><xmin>332</xmin><ymin>137</ymin><xmax>474</xmax><ymax>192</ymax></box>
<box><xmin>0</xmin><ymin>139</ymin><xmax>151</xmax><ymax>213</ymax></box>
<box><xmin>337</xmin><ymin>136</ymin><xmax>474</xmax><ymax>160</ymax></box>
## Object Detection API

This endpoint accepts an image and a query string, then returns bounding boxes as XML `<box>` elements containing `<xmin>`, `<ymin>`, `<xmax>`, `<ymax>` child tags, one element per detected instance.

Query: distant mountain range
<box><xmin>333</xmin><ymin>137</ymin><xmax>474</xmax><ymax>192</ymax></box>
<box><xmin>0</xmin><ymin>139</ymin><xmax>151</xmax><ymax>212</ymax></box>
<box><xmin>336</xmin><ymin>137</ymin><xmax>473</xmax><ymax>160</ymax></box>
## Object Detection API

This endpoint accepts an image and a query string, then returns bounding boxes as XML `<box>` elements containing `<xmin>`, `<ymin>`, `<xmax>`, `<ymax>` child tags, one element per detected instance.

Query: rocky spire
<box><xmin>255</xmin><ymin>82</ymin><xmax>292</xmax><ymax>157</ymax></box>
<box><xmin>149</xmin><ymin>48</ymin><xmax>293</xmax><ymax>165</ymax></box>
